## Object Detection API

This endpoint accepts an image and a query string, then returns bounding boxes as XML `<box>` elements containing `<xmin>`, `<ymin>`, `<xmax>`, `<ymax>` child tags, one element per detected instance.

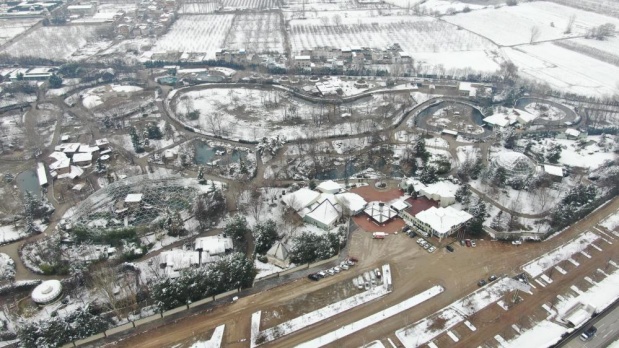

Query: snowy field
<box><xmin>0</xmin><ymin>18</ymin><xmax>40</xmax><ymax>46</ymax></box>
<box><xmin>151</xmin><ymin>15</ymin><xmax>234</xmax><ymax>59</ymax></box>
<box><xmin>555</xmin><ymin>37</ymin><xmax>619</xmax><ymax>67</ymax></box>
<box><xmin>289</xmin><ymin>15</ymin><xmax>498</xmax><ymax>72</ymax></box>
<box><xmin>173</xmin><ymin>87</ymin><xmax>402</xmax><ymax>141</ymax></box>
<box><xmin>545</xmin><ymin>0</ymin><xmax>619</xmax><ymax>19</ymax></box>
<box><xmin>2</xmin><ymin>25</ymin><xmax>108</xmax><ymax>60</ymax></box>
<box><xmin>223</xmin><ymin>12</ymin><xmax>284</xmax><ymax>53</ymax></box>
<box><xmin>444</xmin><ymin>2</ymin><xmax>619</xmax><ymax>46</ymax></box>
<box><xmin>529</xmin><ymin>136</ymin><xmax>617</xmax><ymax>170</ymax></box>
<box><xmin>503</xmin><ymin>43</ymin><xmax>619</xmax><ymax>97</ymax></box>
<box><xmin>178</xmin><ymin>1</ymin><xmax>220</xmax><ymax>14</ymax></box>
<box><xmin>600</xmin><ymin>210</ymin><xmax>619</xmax><ymax>231</ymax></box>
<box><xmin>521</xmin><ymin>231</ymin><xmax>599</xmax><ymax>278</ymax></box>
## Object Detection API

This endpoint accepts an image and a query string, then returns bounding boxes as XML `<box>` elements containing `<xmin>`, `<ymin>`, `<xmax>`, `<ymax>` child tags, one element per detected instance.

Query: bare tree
<box><xmin>530</xmin><ymin>25</ymin><xmax>541</xmax><ymax>44</ymax></box>
<box><xmin>565</xmin><ymin>14</ymin><xmax>576</xmax><ymax>34</ymax></box>
<box><xmin>333</xmin><ymin>14</ymin><xmax>342</xmax><ymax>27</ymax></box>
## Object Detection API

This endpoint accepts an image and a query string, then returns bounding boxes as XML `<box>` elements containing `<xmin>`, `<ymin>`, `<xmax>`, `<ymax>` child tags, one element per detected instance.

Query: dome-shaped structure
<box><xmin>492</xmin><ymin>152</ymin><xmax>535</xmax><ymax>176</ymax></box>
<box><xmin>31</xmin><ymin>280</ymin><xmax>63</xmax><ymax>305</ymax></box>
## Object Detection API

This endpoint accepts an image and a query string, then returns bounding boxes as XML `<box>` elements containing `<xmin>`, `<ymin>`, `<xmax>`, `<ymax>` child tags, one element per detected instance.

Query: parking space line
<box><xmin>570</xmin><ymin>285</ymin><xmax>583</xmax><ymax>295</ymax></box>
<box><xmin>427</xmin><ymin>341</ymin><xmax>438</xmax><ymax>348</ymax></box>
<box><xmin>534</xmin><ymin>279</ymin><xmax>546</xmax><ymax>288</ymax></box>
<box><xmin>554</xmin><ymin>266</ymin><xmax>567</xmax><ymax>275</ymax></box>
<box><xmin>610</xmin><ymin>260</ymin><xmax>618</xmax><ymax>268</ymax></box>
<box><xmin>511</xmin><ymin>324</ymin><xmax>521</xmax><ymax>334</ymax></box>
<box><xmin>528</xmin><ymin>282</ymin><xmax>537</xmax><ymax>289</ymax></box>
<box><xmin>464</xmin><ymin>320</ymin><xmax>477</xmax><ymax>332</ymax></box>
<box><xmin>580</xmin><ymin>251</ymin><xmax>592</xmax><ymax>258</ymax></box>
<box><xmin>387</xmin><ymin>338</ymin><xmax>397</xmax><ymax>348</ymax></box>
<box><xmin>597</xmin><ymin>268</ymin><xmax>609</xmax><ymax>277</ymax></box>
<box><xmin>447</xmin><ymin>330</ymin><xmax>459</xmax><ymax>342</ymax></box>
<box><xmin>584</xmin><ymin>276</ymin><xmax>595</xmax><ymax>285</ymax></box>
<box><xmin>541</xmin><ymin>304</ymin><xmax>554</xmax><ymax>315</ymax></box>
<box><xmin>568</xmin><ymin>258</ymin><xmax>580</xmax><ymax>266</ymax></box>
<box><xmin>600</xmin><ymin>237</ymin><xmax>613</xmax><ymax>245</ymax></box>
<box><xmin>593</xmin><ymin>226</ymin><xmax>615</xmax><ymax>240</ymax></box>
<box><xmin>494</xmin><ymin>334</ymin><xmax>508</xmax><ymax>348</ymax></box>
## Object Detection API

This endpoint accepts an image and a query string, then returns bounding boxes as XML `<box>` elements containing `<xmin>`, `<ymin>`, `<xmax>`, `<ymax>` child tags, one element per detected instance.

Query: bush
<box><xmin>187</xmin><ymin>110</ymin><xmax>200</xmax><ymax>120</ymax></box>
<box><xmin>506</xmin><ymin>0</ymin><xmax>518</xmax><ymax>6</ymax></box>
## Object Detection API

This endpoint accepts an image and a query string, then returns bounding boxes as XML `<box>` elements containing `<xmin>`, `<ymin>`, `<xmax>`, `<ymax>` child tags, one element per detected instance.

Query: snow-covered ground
<box><xmin>0</xmin><ymin>253</ymin><xmax>15</xmax><ymax>281</ymax></box>
<box><xmin>600</xmin><ymin>210</ymin><xmax>619</xmax><ymax>231</ymax></box>
<box><xmin>521</xmin><ymin>231</ymin><xmax>599</xmax><ymax>278</ymax></box>
<box><xmin>456</xmin><ymin>145</ymin><xmax>480</xmax><ymax>164</ymax></box>
<box><xmin>0</xmin><ymin>224</ymin><xmax>29</xmax><ymax>245</ymax></box>
<box><xmin>395</xmin><ymin>277</ymin><xmax>529</xmax><ymax>348</ymax></box>
<box><xmin>529</xmin><ymin>136</ymin><xmax>617</xmax><ymax>170</ymax></box>
<box><xmin>297</xmin><ymin>285</ymin><xmax>444</xmax><ymax>348</ymax></box>
<box><xmin>190</xmin><ymin>324</ymin><xmax>225</xmax><ymax>348</ymax></box>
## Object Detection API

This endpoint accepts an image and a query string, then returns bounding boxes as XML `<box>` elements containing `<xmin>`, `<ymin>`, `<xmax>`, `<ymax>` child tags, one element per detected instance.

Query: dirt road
<box><xmin>104</xmin><ymin>196</ymin><xmax>619</xmax><ymax>348</ymax></box>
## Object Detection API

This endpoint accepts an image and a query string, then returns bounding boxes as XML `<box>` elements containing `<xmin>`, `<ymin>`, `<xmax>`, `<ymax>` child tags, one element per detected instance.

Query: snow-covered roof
<box><xmin>421</xmin><ymin>181</ymin><xmax>459</xmax><ymax>200</ymax></box>
<box><xmin>492</xmin><ymin>151</ymin><xmax>535</xmax><ymax>175</ymax></box>
<box><xmin>565</xmin><ymin>128</ymin><xmax>580</xmax><ymax>137</ymax></box>
<box><xmin>72</xmin><ymin>152</ymin><xmax>92</xmax><ymax>163</ymax></box>
<box><xmin>390</xmin><ymin>199</ymin><xmax>409</xmax><ymax>212</ymax></box>
<box><xmin>335</xmin><ymin>192</ymin><xmax>367</xmax><ymax>213</ymax></box>
<box><xmin>31</xmin><ymin>280</ymin><xmax>63</xmax><ymax>304</ymax></box>
<box><xmin>483</xmin><ymin>113</ymin><xmax>516</xmax><ymax>127</ymax></box>
<box><xmin>95</xmin><ymin>138</ymin><xmax>110</xmax><ymax>147</ymax></box>
<box><xmin>458</xmin><ymin>82</ymin><xmax>473</xmax><ymax>92</ymax></box>
<box><xmin>267</xmin><ymin>240</ymin><xmax>289</xmax><ymax>261</ymax></box>
<box><xmin>56</xmin><ymin>143</ymin><xmax>81</xmax><ymax>153</ymax></box>
<box><xmin>282</xmin><ymin>188</ymin><xmax>320</xmax><ymax>211</ymax></box>
<box><xmin>295</xmin><ymin>55</ymin><xmax>311</xmax><ymax>60</ymax></box>
<box><xmin>57</xmin><ymin>165</ymin><xmax>84</xmax><ymax>179</ymax></box>
<box><xmin>49</xmin><ymin>152</ymin><xmax>70</xmax><ymax>170</ymax></box>
<box><xmin>514</xmin><ymin>109</ymin><xmax>537</xmax><ymax>124</ymax></box>
<box><xmin>364</xmin><ymin>201</ymin><xmax>398</xmax><ymax>223</ymax></box>
<box><xmin>37</xmin><ymin>162</ymin><xmax>47</xmax><ymax>186</ymax></box>
<box><xmin>194</xmin><ymin>235</ymin><xmax>233</xmax><ymax>255</ymax></box>
<box><xmin>316</xmin><ymin>180</ymin><xmax>342</xmax><ymax>194</ymax></box>
<box><xmin>78</xmin><ymin>144</ymin><xmax>100</xmax><ymax>153</ymax></box>
<box><xmin>305</xmin><ymin>198</ymin><xmax>341</xmax><ymax>227</ymax></box>
<box><xmin>125</xmin><ymin>193</ymin><xmax>143</xmax><ymax>203</ymax></box>
<box><xmin>415</xmin><ymin>206</ymin><xmax>473</xmax><ymax>235</ymax></box>
<box><xmin>543</xmin><ymin>164</ymin><xmax>563</xmax><ymax>177</ymax></box>
<box><xmin>160</xmin><ymin>249</ymin><xmax>200</xmax><ymax>277</ymax></box>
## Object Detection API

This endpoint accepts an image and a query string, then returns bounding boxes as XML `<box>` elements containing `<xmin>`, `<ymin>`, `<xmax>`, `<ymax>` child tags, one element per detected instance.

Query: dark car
<box><xmin>580</xmin><ymin>326</ymin><xmax>597</xmax><ymax>341</ymax></box>
<box><xmin>349</xmin><ymin>257</ymin><xmax>359</xmax><ymax>262</ymax></box>
<box><xmin>408</xmin><ymin>231</ymin><xmax>418</xmax><ymax>238</ymax></box>
<box><xmin>446</xmin><ymin>245</ymin><xmax>455</xmax><ymax>253</ymax></box>
<box><xmin>465</xmin><ymin>239</ymin><xmax>472</xmax><ymax>247</ymax></box>
<box><xmin>308</xmin><ymin>274</ymin><xmax>320</xmax><ymax>281</ymax></box>
<box><xmin>402</xmin><ymin>225</ymin><xmax>411</xmax><ymax>232</ymax></box>
<box><xmin>488</xmin><ymin>275</ymin><xmax>498</xmax><ymax>282</ymax></box>
<box><xmin>477</xmin><ymin>279</ymin><xmax>487</xmax><ymax>287</ymax></box>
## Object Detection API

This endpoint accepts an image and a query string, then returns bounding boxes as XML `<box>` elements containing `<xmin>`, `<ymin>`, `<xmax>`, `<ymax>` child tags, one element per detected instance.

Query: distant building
<box><xmin>124</xmin><ymin>193</ymin><xmax>143</xmax><ymax>208</ymax></box>
<box><xmin>67</xmin><ymin>3</ymin><xmax>97</xmax><ymax>16</ymax></box>
<box><xmin>294</xmin><ymin>55</ymin><xmax>312</xmax><ymax>69</ymax></box>
<box><xmin>316</xmin><ymin>180</ymin><xmax>342</xmax><ymax>194</ymax></box>
<box><xmin>364</xmin><ymin>201</ymin><xmax>398</xmax><ymax>224</ymax></box>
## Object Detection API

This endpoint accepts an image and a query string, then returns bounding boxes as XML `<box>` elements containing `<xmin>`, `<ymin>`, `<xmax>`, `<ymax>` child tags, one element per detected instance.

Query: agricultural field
<box><xmin>283</xmin><ymin>0</ymin><xmax>370</xmax><ymax>13</ymax></box>
<box><xmin>223</xmin><ymin>12</ymin><xmax>285</xmax><ymax>53</ymax></box>
<box><xmin>545</xmin><ymin>0</ymin><xmax>619</xmax><ymax>19</ymax></box>
<box><xmin>0</xmin><ymin>18</ymin><xmax>40</xmax><ymax>46</ymax></box>
<box><xmin>444</xmin><ymin>2</ymin><xmax>619</xmax><ymax>46</ymax></box>
<box><xmin>222</xmin><ymin>0</ymin><xmax>278</xmax><ymax>10</ymax></box>
<box><xmin>151</xmin><ymin>14</ymin><xmax>234</xmax><ymax>59</ymax></box>
<box><xmin>2</xmin><ymin>25</ymin><xmax>109</xmax><ymax>60</ymax></box>
<box><xmin>178</xmin><ymin>1</ymin><xmax>220</xmax><ymax>14</ymax></box>
<box><xmin>503</xmin><ymin>43</ymin><xmax>619</xmax><ymax>97</ymax></box>
<box><xmin>289</xmin><ymin>15</ymin><xmax>497</xmax><ymax>72</ymax></box>
<box><xmin>554</xmin><ymin>37</ymin><xmax>619</xmax><ymax>67</ymax></box>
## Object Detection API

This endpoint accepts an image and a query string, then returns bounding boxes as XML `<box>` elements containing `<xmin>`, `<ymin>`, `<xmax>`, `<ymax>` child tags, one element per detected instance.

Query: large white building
<box><xmin>411</xmin><ymin>206</ymin><xmax>473</xmax><ymax>239</ymax></box>
<box><xmin>400</xmin><ymin>178</ymin><xmax>459</xmax><ymax>207</ymax></box>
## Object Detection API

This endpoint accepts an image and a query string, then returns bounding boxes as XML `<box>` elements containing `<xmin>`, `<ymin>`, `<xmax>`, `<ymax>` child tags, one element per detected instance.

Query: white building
<box><xmin>335</xmin><ymin>192</ymin><xmax>367</xmax><ymax>215</ymax></box>
<box><xmin>72</xmin><ymin>152</ymin><xmax>93</xmax><ymax>166</ymax></box>
<box><xmin>316</xmin><ymin>180</ymin><xmax>342</xmax><ymax>194</ymax></box>
<box><xmin>400</xmin><ymin>178</ymin><xmax>459</xmax><ymax>207</ymax></box>
<box><xmin>364</xmin><ymin>201</ymin><xmax>398</xmax><ymax>224</ymax></box>
<box><xmin>266</xmin><ymin>241</ymin><xmax>290</xmax><ymax>268</ymax></box>
<box><xmin>282</xmin><ymin>188</ymin><xmax>320</xmax><ymax>211</ymax></box>
<box><xmin>303</xmin><ymin>195</ymin><xmax>342</xmax><ymax>230</ymax></box>
<box><xmin>412</xmin><ymin>206</ymin><xmax>473</xmax><ymax>239</ymax></box>
<box><xmin>194</xmin><ymin>235</ymin><xmax>233</xmax><ymax>256</ymax></box>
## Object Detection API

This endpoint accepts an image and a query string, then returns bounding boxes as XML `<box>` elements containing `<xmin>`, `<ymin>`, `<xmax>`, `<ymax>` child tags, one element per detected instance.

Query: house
<box><xmin>514</xmin><ymin>109</ymin><xmax>538</xmax><ymax>125</ymax></box>
<box><xmin>316</xmin><ymin>180</ymin><xmax>342</xmax><ymax>194</ymax></box>
<box><xmin>565</xmin><ymin>128</ymin><xmax>581</xmax><ymax>139</ymax></box>
<box><xmin>124</xmin><ymin>193</ymin><xmax>143</xmax><ymax>208</ymax></box>
<box><xmin>266</xmin><ymin>241</ymin><xmax>289</xmax><ymax>268</ymax></box>
<box><xmin>399</xmin><ymin>197</ymin><xmax>439</xmax><ymax>225</ymax></box>
<box><xmin>364</xmin><ymin>201</ymin><xmax>398</xmax><ymax>224</ymax></box>
<box><xmin>95</xmin><ymin>138</ymin><xmax>110</xmax><ymax>149</ymax></box>
<box><xmin>483</xmin><ymin>113</ymin><xmax>517</xmax><ymax>130</ymax></box>
<box><xmin>158</xmin><ymin>249</ymin><xmax>200</xmax><ymax>279</ymax></box>
<box><xmin>67</xmin><ymin>4</ymin><xmax>97</xmax><ymax>16</ymax></box>
<box><xmin>335</xmin><ymin>192</ymin><xmax>367</xmax><ymax>215</ymax></box>
<box><xmin>72</xmin><ymin>152</ymin><xmax>93</xmax><ymax>166</ymax></box>
<box><xmin>37</xmin><ymin>162</ymin><xmax>47</xmax><ymax>187</ymax></box>
<box><xmin>411</xmin><ymin>206</ymin><xmax>473</xmax><ymax>239</ymax></box>
<box><xmin>194</xmin><ymin>235</ymin><xmax>233</xmax><ymax>256</ymax></box>
<box><xmin>48</xmin><ymin>152</ymin><xmax>71</xmax><ymax>175</ymax></box>
<box><xmin>56</xmin><ymin>143</ymin><xmax>81</xmax><ymax>156</ymax></box>
<box><xmin>543</xmin><ymin>164</ymin><xmax>564</xmax><ymax>181</ymax></box>
<box><xmin>282</xmin><ymin>188</ymin><xmax>320</xmax><ymax>211</ymax></box>
<box><xmin>303</xmin><ymin>196</ymin><xmax>341</xmax><ymax>230</ymax></box>
<box><xmin>399</xmin><ymin>178</ymin><xmax>459</xmax><ymax>207</ymax></box>
<box><xmin>294</xmin><ymin>56</ymin><xmax>312</xmax><ymax>69</ymax></box>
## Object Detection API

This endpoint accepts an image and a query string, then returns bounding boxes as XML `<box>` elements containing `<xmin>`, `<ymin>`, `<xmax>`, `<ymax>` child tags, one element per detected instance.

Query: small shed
<box><xmin>124</xmin><ymin>193</ymin><xmax>143</xmax><ymax>208</ymax></box>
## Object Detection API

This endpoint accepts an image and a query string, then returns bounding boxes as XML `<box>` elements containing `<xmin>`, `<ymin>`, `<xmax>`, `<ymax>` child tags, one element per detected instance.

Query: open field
<box><xmin>554</xmin><ymin>37</ymin><xmax>619</xmax><ymax>67</ymax></box>
<box><xmin>178</xmin><ymin>1</ymin><xmax>220</xmax><ymax>14</ymax></box>
<box><xmin>223</xmin><ymin>12</ymin><xmax>284</xmax><ymax>53</ymax></box>
<box><xmin>222</xmin><ymin>0</ymin><xmax>278</xmax><ymax>10</ymax></box>
<box><xmin>444</xmin><ymin>1</ymin><xmax>619</xmax><ymax>46</ymax></box>
<box><xmin>2</xmin><ymin>25</ymin><xmax>107</xmax><ymax>60</ymax></box>
<box><xmin>0</xmin><ymin>18</ymin><xmax>40</xmax><ymax>46</ymax></box>
<box><xmin>545</xmin><ymin>0</ymin><xmax>619</xmax><ymax>19</ymax></box>
<box><xmin>151</xmin><ymin>14</ymin><xmax>234</xmax><ymax>59</ymax></box>
<box><xmin>503</xmin><ymin>43</ymin><xmax>619</xmax><ymax>97</ymax></box>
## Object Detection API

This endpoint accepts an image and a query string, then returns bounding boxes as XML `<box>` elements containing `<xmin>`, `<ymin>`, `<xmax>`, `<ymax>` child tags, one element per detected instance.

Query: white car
<box><xmin>512</xmin><ymin>240</ymin><xmax>522</xmax><ymax>245</ymax></box>
<box><xmin>326</xmin><ymin>269</ymin><xmax>335</xmax><ymax>276</ymax></box>
<box><xmin>428</xmin><ymin>246</ymin><xmax>436</xmax><ymax>253</ymax></box>
<box><xmin>340</xmin><ymin>263</ymin><xmax>349</xmax><ymax>270</ymax></box>
<box><xmin>333</xmin><ymin>266</ymin><xmax>341</xmax><ymax>273</ymax></box>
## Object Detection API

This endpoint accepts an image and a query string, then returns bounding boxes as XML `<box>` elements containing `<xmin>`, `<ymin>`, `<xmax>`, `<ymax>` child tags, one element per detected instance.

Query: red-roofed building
<box><xmin>399</xmin><ymin>197</ymin><xmax>439</xmax><ymax>226</ymax></box>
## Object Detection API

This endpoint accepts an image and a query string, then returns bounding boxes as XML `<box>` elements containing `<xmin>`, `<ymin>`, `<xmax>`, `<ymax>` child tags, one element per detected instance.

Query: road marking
<box><xmin>494</xmin><ymin>334</ymin><xmax>508</xmax><ymax>347</ymax></box>
<box><xmin>610</xmin><ymin>260</ymin><xmax>619</xmax><ymax>268</ymax></box>
<box><xmin>593</xmin><ymin>226</ymin><xmax>615</xmax><ymax>239</ymax></box>
<box><xmin>581</xmin><ymin>251</ymin><xmax>592</xmax><ymax>259</ymax></box>
<box><xmin>591</xmin><ymin>244</ymin><xmax>603</xmax><ymax>251</ymax></box>
<box><xmin>511</xmin><ymin>324</ymin><xmax>521</xmax><ymax>334</ymax></box>
<box><xmin>534</xmin><ymin>279</ymin><xmax>546</xmax><ymax>288</ymax></box>
<box><xmin>571</xmin><ymin>285</ymin><xmax>583</xmax><ymax>295</ymax></box>
<box><xmin>427</xmin><ymin>342</ymin><xmax>438</xmax><ymax>348</ymax></box>
<box><xmin>584</xmin><ymin>276</ymin><xmax>595</xmax><ymax>285</ymax></box>
<box><xmin>597</xmin><ymin>268</ymin><xmax>609</xmax><ymax>277</ymax></box>
<box><xmin>464</xmin><ymin>320</ymin><xmax>477</xmax><ymax>332</ymax></box>
<box><xmin>555</xmin><ymin>266</ymin><xmax>567</xmax><ymax>275</ymax></box>
<box><xmin>600</xmin><ymin>237</ymin><xmax>613</xmax><ymax>245</ymax></box>
<box><xmin>568</xmin><ymin>258</ymin><xmax>580</xmax><ymax>266</ymax></box>
<box><xmin>542</xmin><ymin>304</ymin><xmax>555</xmax><ymax>315</ymax></box>
<box><xmin>387</xmin><ymin>338</ymin><xmax>397</xmax><ymax>348</ymax></box>
<box><xmin>541</xmin><ymin>274</ymin><xmax>554</xmax><ymax>284</ymax></box>
<box><xmin>528</xmin><ymin>282</ymin><xmax>537</xmax><ymax>289</ymax></box>
<box><xmin>447</xmin><ymin>330</ymin><xmax>459</xmax><ymax>342</ymax></box>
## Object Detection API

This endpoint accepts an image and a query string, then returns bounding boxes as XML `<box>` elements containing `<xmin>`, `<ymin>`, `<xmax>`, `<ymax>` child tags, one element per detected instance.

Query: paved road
<box><xmin>564</xmin><ymin>304</ymin><xmax>619</xmax><ymax>348</ymax></box>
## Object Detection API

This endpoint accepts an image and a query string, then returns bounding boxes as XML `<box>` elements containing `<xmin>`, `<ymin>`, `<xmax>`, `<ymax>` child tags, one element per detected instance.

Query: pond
<box><xmin>194</xmin><ymin>141</ymin><xmax>244</xmax><ymax>165</ymax></box>
<box><xmin>16</xmin><ymin>170</ymin><xmax>40</xmax><ymax>198</ymax></box>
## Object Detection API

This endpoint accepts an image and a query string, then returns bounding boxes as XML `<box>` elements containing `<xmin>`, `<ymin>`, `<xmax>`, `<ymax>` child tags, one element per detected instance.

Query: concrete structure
<box><xmin>124</xmin><ymin>193</ymin><xmax>143</xmax><ymax>208</ymax></box>
<box><xmin>194</xmin><ymin>235</ymin><xmax>233</xmax><ymax>256</ymax></box>
<box><xmin>294</xmin><ymin>55</ymin><xmax>312</xmax><ymax>69</ymax></box>
<box><xmin>411</xmin><ymin>206</ymin><xmax>473</xmax><ymax>239</ymax></box>
<box><xmin>72</xmin><ymin>152</ymin><xmax>93</xmax><ymax>166</ymax></box>
<box><xmin>67</xmin><ymin>3</ymin><xmax>97</xmax><ymax>16</ymax></box>
<box><xmin>543</xmin><ymin>164</ymin><xmax>564</xmax><ymax>181</ymax></box>
<box><xmin>491</xmin><ymin>151</ymin><xmax>536</xmax><ymax>177</ymax></box>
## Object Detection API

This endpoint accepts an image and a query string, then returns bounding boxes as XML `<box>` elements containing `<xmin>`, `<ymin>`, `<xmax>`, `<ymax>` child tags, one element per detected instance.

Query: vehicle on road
<box><xmin>460</xmin><ymin>240</ymin><xmax>465</xmax><ymax>246</ymax></box>
<box><xmin>408</xmin><ymin>231</ymin><xmax>417</xmax><ymax>238</ymax></box>
<box><xmin>317</xmin><ymin>271</ymin><xmax>326</xmax><ymax>278</ymax></box>
<box><xmin>363</xmin><ymin>271</ymin><xmax>371</xmax><ymax>283</ymax></box>
<box><xmin>308</xmin><ymin>274</ymin><xmax>319</xmax><ymax>281</ymax></box>
<box><xmin>402</xmin><ymin>225</ymin><xmax>410</xmax><ymax>232</ymax></box>
<box><xmin>333</xmin><ymin>266</ymin><xmax>341</xmax><ymax>273</ymax></box>
<box><xmin>465</xmin><ymin>239</ymin><xmax>472</xmax><ymax>247</ymax></box>
<box><xmin>356</xmin><ymin>275</ymin><xmax>365</xmax><ymax>290</ymax></box>
<box><xmin>370</xmin><ymin>270</ymin><xmax>377</xmax><ymax>284</ymax></box>
<box><xmin>373</xmin><ymin>232</ymin><xmax>387</xmax><ymax>239</ymax></box>
<box><xmin>471</xmin><ymin>240</ymin><xmax>477</xmax><ymax>247</ymax></box>
<box><xmin>488</xmin><ymin>275</ymin><xmax>498</xmax><ymax>282</ymax></box>
<box><xmin>580</xmin><ymin>326</ymin><xmax>597</xmax><ymax>341</ymax></box>
<box><xmin>326</xmin><ymin>269</ymin><xmax>335</xmax><ymax>276</ymax></box>
<box><xmin>477</xmin><ymin>279</ymin><xmax>487</xmax><ymax>287</ymax></box>
<box><xmin>446</xmin><ymin>245</ymin><xmax>454</xmax><ymax>252</ymax></box>
<box><xmin>512</xmin><ymin>240</ymin><xmax>522</xmax><ymax>246</ymax></box>
<box><xmin>364</xmin><ymin>282</ymin><xmax>370</xmax><ymax>290</ymax></box>
<box><xmin>340</xmin><ymin>263</ymin><xmax>349</xmax><ymax>270</ymax></box>
<box><xmin>428</xmin><ymin>246</ymin><xmax>436</xmax><ymax>253</ymax></box>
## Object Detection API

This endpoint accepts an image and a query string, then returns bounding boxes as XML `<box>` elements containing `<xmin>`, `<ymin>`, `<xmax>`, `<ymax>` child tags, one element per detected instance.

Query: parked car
<box><xmin>369</xmin><ymin>270</ymin><xmax>377</xmax><ymax>284</ymax></box>
<box><xmin>375</xmin><ymin>268</ymin><xmax>382</xmax><ymax>278</ymax></box>
<box><xmin>428</xmin><ymin>246</ymin><xmax>436</xmax><ymax>253</ymax></box>
<box><xmin>347</xmin><ymin>259</ymin><xmax>356</xmax><ymax>266</ymax></box>
<box><xmin>363</xmin><ymin>271</ymin><xmax>371</xmax><ymax>283</ymax></box>
<box><xmin>333</xmin><ymin>266</ymin><xmax>341</xmax><ymax>273</ymax></box>
<box><xmin>471</xmin><ymin>240</ymin><xmax>477</xmax><ymax>247</ymax></box>
<box><xmin>446</xmin><ymin>245</ymin><xmax>455</xmax><ymax>252</ymax></box>
<box><xmin>357</xmin><ymin>275</ymin><xmax>365</xmax><ymax>290</ymax></box>
<box><xmin>417</xmin><ymin>238</ymin><xmax>425</xmax><ymax>244</ymax></box>
<box><xmin>340</xmin><ymin>263</ymin><xmax>349</xmax><ymax>270</ymax></box>
<box><xmin>488</xmin><ymin>275</ymin><xmax>498</xmax><ymax>282</ymax></box>
<box><xmin>408</xmin><ymin>231</ymin><xmax>417</xmax><ymax>238</ymax></box>
<box><xmin>580</xmin><ymin>326</ymin><xmax>597</xmax><ymax>341</ymax></box>
<box><xmin>308</xmin><ymin>274</ymin><xmax>320</xmax><ymax>281</ymax></box>
<box><xmin>317</xmin><ymin>271</ymin><xmax>326</xmax><ymax>278</ymax></box>
<box><xmin>512</xmin><ymin>240</ymin><xmax>522</xmax><ymax>246</ymax></box>
<box><xmin>465</xmin><ymin>239</ymin><xmax>472</xmax><ymax>247</ymax></box>
<box><xmin>460</xmin><ymin>240</ymin><xmax>465</xmax><ymax>246</ymax></box>
<box><xmin>364</xmin><ymin>282</ymin><xmax>370</xmax><ymax>291</ymax></box>
<box><xmin>477</xmin><ymin>279</ymin><xmax>487</xmax><ymax>287</ymax></box>
<box><xmin>349</xmin><ymin>257</ymin><xmax>359</xmax><ymax>262</ymax></box>
<box><xmin>402</xmin><ymin>225</ymin><xmax>410</xmax><ymax>232</ymax></box>
<box><xmin>326</xmin><ymin>269</ymin><xmax>335</xmax><ymax>276</ymax></box>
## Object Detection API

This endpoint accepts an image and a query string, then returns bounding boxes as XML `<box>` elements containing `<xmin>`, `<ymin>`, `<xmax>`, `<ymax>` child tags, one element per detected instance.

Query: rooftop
<box><xmin>194</xmin><ymin>235</ymin><xmax>233</xmax><ymax>255</ymax></box>
<box><xmin>125</xmin><ymin>193</ymin><xmax>143</xmax><ymax>203</ymax></box>
<box><xmin>415</xmin><ymin>206</ymin><xmax>473</xmax><ymax>235</ymax></box>
<box><xmin>364</xmin><ymin>201</ymin><xmax>398</xmax><ymax>224</ymax></box>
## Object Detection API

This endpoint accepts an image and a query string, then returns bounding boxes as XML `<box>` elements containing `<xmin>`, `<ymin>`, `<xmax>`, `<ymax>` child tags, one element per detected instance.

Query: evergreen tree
<box><xmin>419</xmin><ymin>165</ymin><xmax>438</xmax><ymax>184</ymax></box>
<box><xmin>546</xmin><ymin>144</ymin><xmax>562</xmax><ymax>164</ymax></box>
<box><xmin>147</xmin><ymin>122</ymin><xmax>163</xmax><ymax>139</ymax></box>
<box><xmin>129</xmin><ymin>126</ymin><xmax>143</xmax><ymax>153</ymax></box>
<box><xmin>254</xmin><ymin>219</ymin><xmax>279</xmax><ymax>255</ymax></box>
<box><xmin>455</xmin><ymin>185</ymin><xmax>470</xmax><ymax>203</ymax></box>
<box><xmin>414</xmin><ymin>138</ymin><xmax>430</xmax><ymax>162</ymax></box>
<box><xmin>95</xmin><ymin>157</ymin><xmax>106</xmax><ymax>173</ymax></box>
<box><xmin>224</xmin><ymin>214</ymin><xmax>251</xmax><ymax>247</ymax></box>
<box><xmin>197</xmin><ymin>166</ymin><xmax>206</xmax><ymax>184</ymax></box>
<box><xmin>48</xmin><ymin>74</ymin><xmax>63</xmax><ymax>88</ymax></box>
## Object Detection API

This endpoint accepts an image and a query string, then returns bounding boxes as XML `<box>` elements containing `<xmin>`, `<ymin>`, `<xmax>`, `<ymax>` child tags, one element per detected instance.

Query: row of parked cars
<box><xmin>307</xmin><ymin>257</ymin><xmax>358</xmax><ymax>281</ymax></box>
<box><xmin>416</xmin><ymin>237</ymin><xmax>436</xmax><ymax>253</ymax></box>
<box><xmin>352</xmin><ymin>268</ymin><xmax>382</xmax><ymax>290</ymax></box>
